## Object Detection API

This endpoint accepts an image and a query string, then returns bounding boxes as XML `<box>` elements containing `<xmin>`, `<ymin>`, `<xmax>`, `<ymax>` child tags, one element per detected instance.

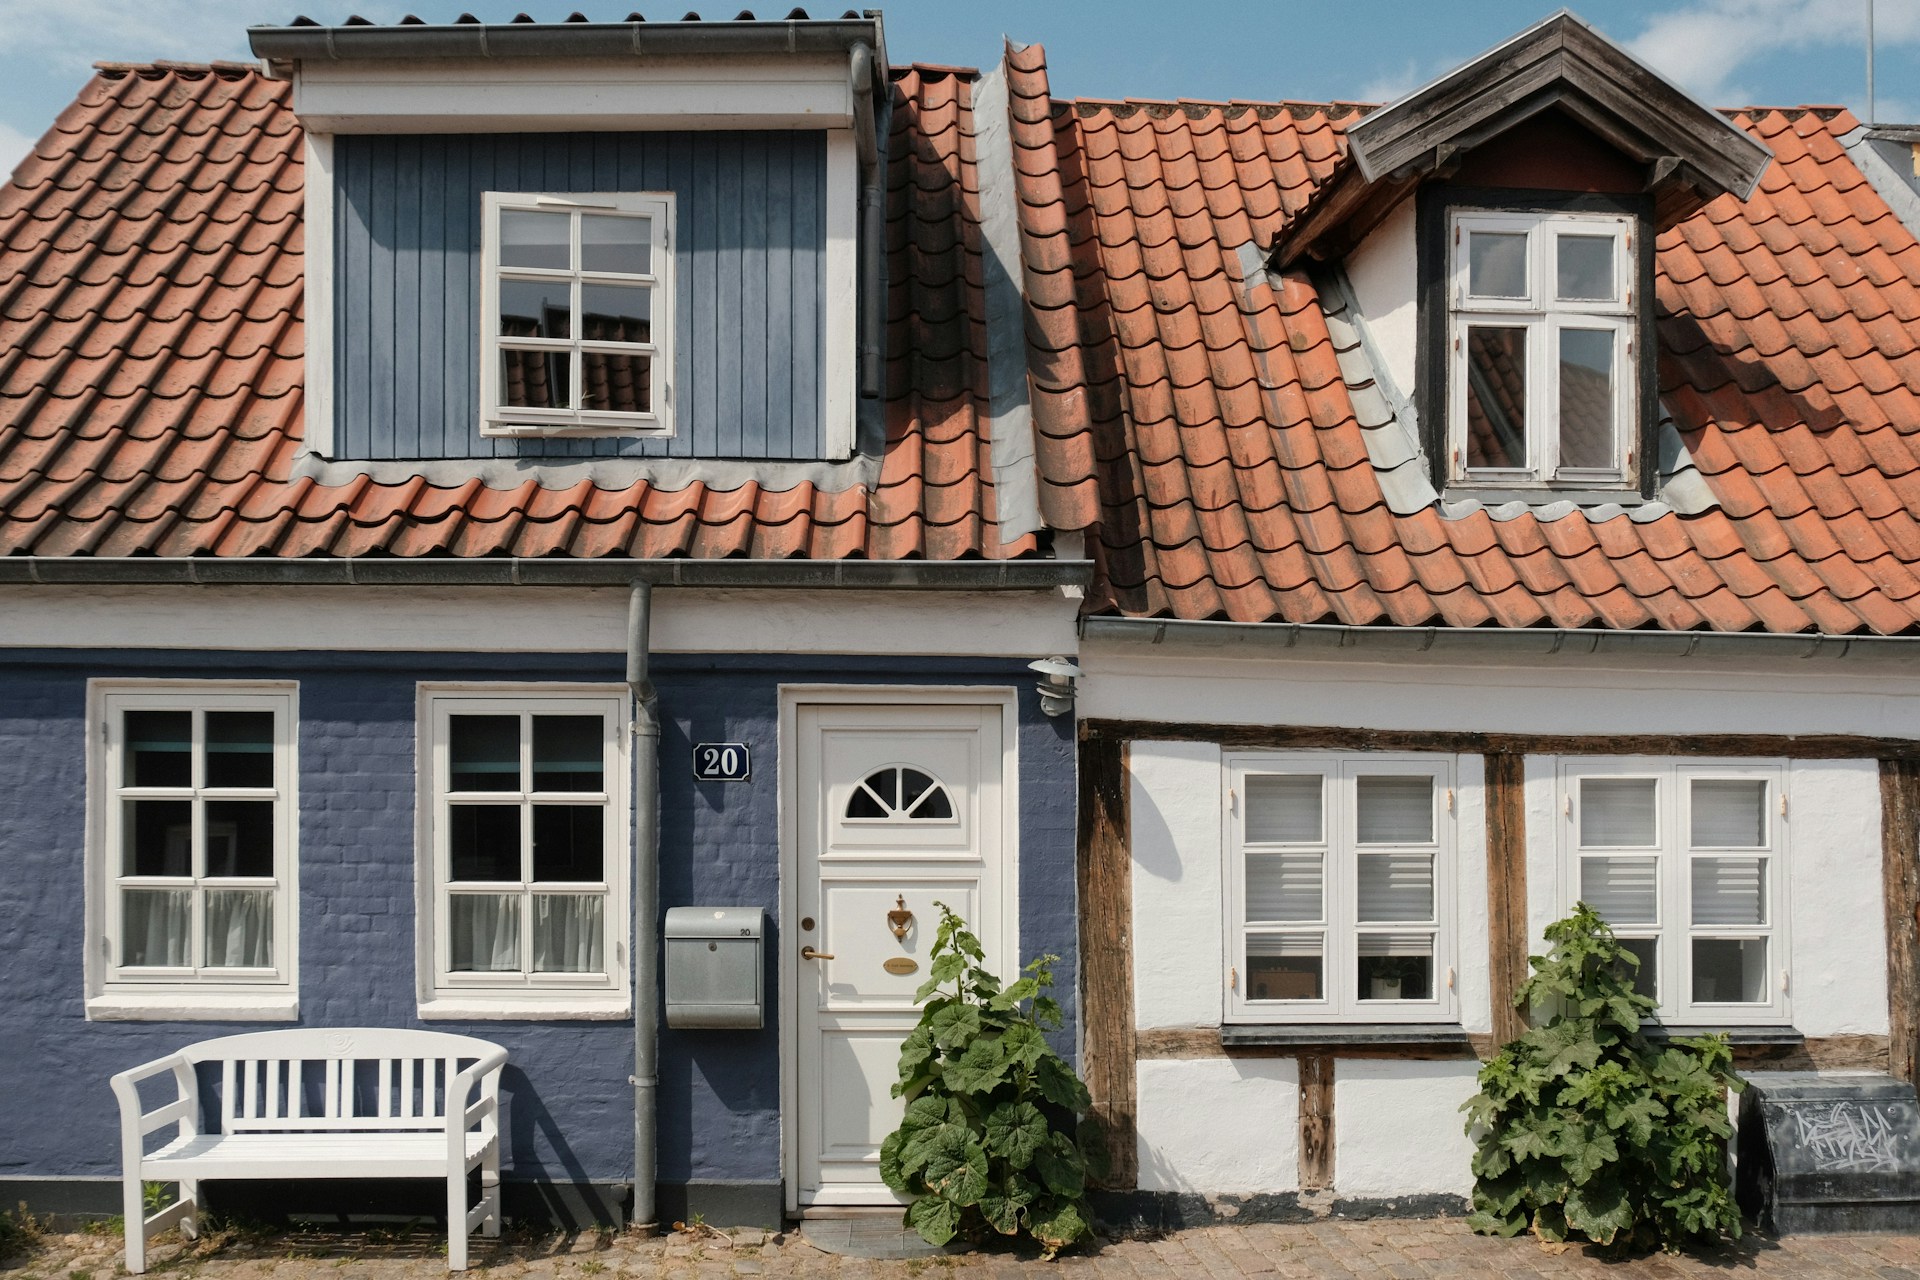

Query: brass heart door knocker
<box><xmin>887</xmin><ymin>895</ymin><xmax>914</xmax><ymax>940</ymax></box>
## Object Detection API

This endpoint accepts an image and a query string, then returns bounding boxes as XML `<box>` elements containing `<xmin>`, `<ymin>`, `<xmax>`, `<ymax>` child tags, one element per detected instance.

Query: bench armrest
<box><xmin>110</xmin><ymin>1054</ymin><xmax>200</xmax><ymax>1173</ymax></box>
<box><xmin>444</xmin><ymin>1046</ymin><xmax>508</xmax><ymax>1164</ymax></box>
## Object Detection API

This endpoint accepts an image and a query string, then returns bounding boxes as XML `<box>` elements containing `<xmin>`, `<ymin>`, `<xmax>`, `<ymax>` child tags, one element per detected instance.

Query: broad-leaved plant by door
<box><xmin>1463</xmin><ymin>903</ymin><xmax>1745</xmax><ymax>1250</ymax></box>
<box><xmin>880</xmin><ymin>903</ymin><xmax>1094</xmax><ymax>1258</ymax></box>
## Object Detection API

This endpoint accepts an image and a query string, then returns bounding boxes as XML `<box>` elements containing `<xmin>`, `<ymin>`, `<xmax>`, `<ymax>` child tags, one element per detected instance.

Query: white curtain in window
<box><xmin>1580</xmin><ymin>778</ymin><xmax>1658</xmax><ymax>846</ymax></box>
<box><xmin>1581</xmin><ymin>855</ymin><xmax>1658</xmax><ymax>924</ymax></box>
<box><xmin>1690</xmin><ymin>780</ymin><xmax>1766</xmax><ymax>848</ymax></box>
<box><xmin>1357</xmin><ymin>852</ymin><xmax>1434</xmax><ymax>922</ymax></box>
<box><xmin>1245</xmin><ymin>851</ymin><xmax>1322</xmax><ymax>922</ymax></box>
<box><xmin>204</xmin><ymin>889</ymin><xmax>273</xmax><ymax>968</ymax></box>
<box><xmin>450</xmin><ymin>894</ymin><xmax>520</xmax><ymax>972</ymax></box>
<box><xmin>122</xmin><ymin>888</ymin><xmax>191</xmax><ymax>967</ymax></box>
<box><xmin>532</xmin><ymin>895</ymin><xmax>604</xmax><ymax>974</ymax></box>
<box><xmin>1692</xmin><ymin>857</ymin><xmax>1767</xmax><ymax>926</ymax></box>
<box><xmin>1245</xmin><ymin>775</ymin><xmax>1321</xmax><ymax>843</ymax></box>
<box><xmin>1355</xmin><ymin>777</ymin><xmax>1433</xmax><ymax>844</ymax></box>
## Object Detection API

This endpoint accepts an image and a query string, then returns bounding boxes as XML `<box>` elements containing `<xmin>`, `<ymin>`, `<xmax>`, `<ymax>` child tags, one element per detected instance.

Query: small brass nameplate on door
<box><xmin>883</xmin><ymin>957</ymin><xmax>919</xmax><ymax>976</ymax></box>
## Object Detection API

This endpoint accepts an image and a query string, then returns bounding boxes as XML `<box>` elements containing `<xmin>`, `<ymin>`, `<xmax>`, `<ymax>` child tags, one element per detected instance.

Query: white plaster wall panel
<box><xmin>1135</xmin><ymin>1057</ymin><xmax>1299</xmax><ymax>1193</ymax></box>
<box><xmin>1783</xmin><ymin>760</ymin><xmax>1887</xmax><ymax>1035</ymax></box>
<box><xmin>1334</xmin><ymin>1059</ymin><xmax>1479</xmax><ymax>1197</ymax></box>
<box><xmin>1079</xmin><ymin>647</ymin><xmax>1920</xmax><ymax>742</ymax></box>
<box><xmin>1452</xmin><ymin>753</ymin><xmax>1494</xmax><ymax>1036</ymax></box>
<box><xmin>1342</xmin><ymin>197</ymin><xmax>1418</xmax><ymax>395</ymax></box>
<box><xmin>0</xmin><ymin>587</ymin><xmax>1079</xmax><ymax>657</ymax></box>
<box><xmin>1128</xmin><ymin>741</ymin><xmax>1226</xmax><ymax>1030</ymax></box>
<box><xmin>1525</xmin><ymin>754</ymin><xmax>1563</xmax><ymax>953</ymax></box>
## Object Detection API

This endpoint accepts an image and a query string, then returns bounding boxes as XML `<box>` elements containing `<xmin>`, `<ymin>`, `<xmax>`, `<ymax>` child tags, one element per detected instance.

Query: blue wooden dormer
<box><xmin>250</xmin><ymin>13</ymin><xmax>887</xmax><ymax>466</ymax></box>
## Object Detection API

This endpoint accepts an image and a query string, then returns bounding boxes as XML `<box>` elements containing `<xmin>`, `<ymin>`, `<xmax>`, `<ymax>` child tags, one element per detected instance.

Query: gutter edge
<box><xmin>1078</xmin><ymin>613</ymin><xmax>1920</xmax><ymax>662</ymax></box>
<box><xmin>0</xmin><ymin>558</ymin><xmax>1094</xmax><ymax>591</ymax></box>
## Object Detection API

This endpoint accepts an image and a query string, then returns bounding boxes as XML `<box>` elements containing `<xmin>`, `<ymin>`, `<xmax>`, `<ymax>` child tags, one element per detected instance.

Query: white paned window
<box><xmin>421</xmin><ymin>690</ymin><xmax>629</xmax><ymax>1018</ymax></box>
<box><xmin>89</xmin><ymin>684</ymin><xmax>298</xmax><ymax>1019</ymax></box>
<box><xmin>479</xmin><ymin>192</ymin><xmax>675</xmax><ymax>438</ymax></box>
<box><xmin>1449</xmin><ymin>211</ymin><xmax>1635</xmax><ymax>487</ymax></box>
<box><xmin>1226</xmin><ymin>755</ymin><xmax>1456</xmax><ymax>1023</ymax></box>
<box><xmin>1558</xmin><ymin>760</ymin><xmax>1788</xmax><ymax>1024</ymax></box>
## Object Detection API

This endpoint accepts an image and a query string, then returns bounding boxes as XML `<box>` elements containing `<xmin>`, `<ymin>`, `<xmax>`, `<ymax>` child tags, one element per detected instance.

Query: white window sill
<box><xmin>419</xmin><ymin>994</ymin><xmax>631</xmax><ymax>1021</ymax></box>
<box><xmin>87</xmin><ymin>992</ymin><xmax>299</xmax><ymax>1022</ymax></box>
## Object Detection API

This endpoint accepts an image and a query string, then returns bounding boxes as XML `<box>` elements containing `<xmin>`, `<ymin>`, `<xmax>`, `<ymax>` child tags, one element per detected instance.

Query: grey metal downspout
<box><xmin>627</xmin><ymin>583</ymin><xmax>661</xmax><ymax>1230</ymax></box>
<box><xmin>851</xmin><ymin>41</ymin><xmax>884</xmax><ymax>403</ymax></box>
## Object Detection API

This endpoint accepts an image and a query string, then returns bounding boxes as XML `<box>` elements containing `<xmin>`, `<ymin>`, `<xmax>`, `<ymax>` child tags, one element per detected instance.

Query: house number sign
<box><xmin>693</xmin><ymin>743</ymin><xmax>751</xmax><ymax>781</ymax></box>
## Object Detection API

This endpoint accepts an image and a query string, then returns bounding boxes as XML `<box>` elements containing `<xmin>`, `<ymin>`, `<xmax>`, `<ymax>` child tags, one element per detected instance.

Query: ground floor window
<box><xmin>420</xmin><ymin>688</ymin><xmax>629</xmax><ymax>1016</ymax></box>
<box><xmin>90</xmin><ymin>682</ymin><xmax>298</xmax><ymax>1015</ymax></box>
<box><xmin>1556</xmin><ymin>758</ymin><xmax>1788</xmax><ymax>1024</ymax></box>
<box><xmin>1225</xmin><ymin>753</ymin><xmax>1457</xmax><ymax>1024</ymax></box>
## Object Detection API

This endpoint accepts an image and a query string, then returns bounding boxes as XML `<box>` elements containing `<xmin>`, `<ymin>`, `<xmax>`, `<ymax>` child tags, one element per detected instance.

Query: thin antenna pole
<box><xmin>1868</xmin><ymin>0</ymin><xmax>1877</xmax><ymax>125</ymax></box>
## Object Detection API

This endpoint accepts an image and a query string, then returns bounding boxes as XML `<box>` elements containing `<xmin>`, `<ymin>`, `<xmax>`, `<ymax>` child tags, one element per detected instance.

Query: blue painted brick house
<box><xmin>0</xmin><ymin>11</ymin><xmax>1089</xmax><ymax>1229</ymax></box>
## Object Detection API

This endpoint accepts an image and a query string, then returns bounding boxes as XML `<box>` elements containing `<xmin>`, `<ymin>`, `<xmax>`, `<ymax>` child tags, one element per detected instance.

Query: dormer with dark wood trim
<box><xmin>1277</xmin><ymin>12</ymin><xmax>1771</xmax><ymax>503</ymax></box>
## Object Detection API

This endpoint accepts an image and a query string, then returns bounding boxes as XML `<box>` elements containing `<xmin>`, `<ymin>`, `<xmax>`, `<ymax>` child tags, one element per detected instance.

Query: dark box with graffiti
<box><xmin>1737</xmin><ymin>1072</ymin><xmax>1920</xmax><ymax>1234</ymax></box>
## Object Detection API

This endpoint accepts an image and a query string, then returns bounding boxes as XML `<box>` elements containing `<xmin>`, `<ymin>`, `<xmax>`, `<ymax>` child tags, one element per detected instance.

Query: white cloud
<box><xmin>0</xmin><ymin>119</ymin><xmax>34</xmax><ymax>180</ymax></box>
<box><xmin>1626</xmin><ymin>0</ymin><xmax>1920</xmax><ymax>106</ymax></box>
<box><xmin>0</xmin><ymin>0</ymin><xmax>411</xmax><ymax>79</ymax></box>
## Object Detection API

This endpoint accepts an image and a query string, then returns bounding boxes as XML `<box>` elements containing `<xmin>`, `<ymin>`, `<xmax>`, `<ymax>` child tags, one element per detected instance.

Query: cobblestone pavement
<box><xmin>8</xmin><ymin>1217</ymin><xmax>1920</xmax><ymax>1280</ymax></box>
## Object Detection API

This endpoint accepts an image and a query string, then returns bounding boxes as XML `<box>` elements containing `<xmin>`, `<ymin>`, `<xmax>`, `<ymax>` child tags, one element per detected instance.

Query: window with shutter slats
<box><xmin>1559</xmin><ymin>760</ymin><xmax>1786</xmax><ymax>1024</ymax></box>
<box><xmin>1228</xmin><ymin>755</ymin><xmax>1455</xmax><ymax>1024</ymax></box>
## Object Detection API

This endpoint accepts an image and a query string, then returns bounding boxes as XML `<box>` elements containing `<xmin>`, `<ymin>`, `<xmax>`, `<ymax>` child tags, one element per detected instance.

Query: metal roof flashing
<box><xmin>251</xmin><ymin>11</ymin><xmax>888</xmax><ymax>134</ymax></box>
<box><xmin>249</xmin><ymin>12</ymin><xmax>886</xmax><ymax>64</ymax></box>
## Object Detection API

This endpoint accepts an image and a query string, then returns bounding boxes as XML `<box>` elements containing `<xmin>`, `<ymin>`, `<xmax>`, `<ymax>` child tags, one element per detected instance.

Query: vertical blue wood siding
<box><xmin>333</xmin><ymin>132</ymin><xmax>827</xmax><ymax>461</ymax></box>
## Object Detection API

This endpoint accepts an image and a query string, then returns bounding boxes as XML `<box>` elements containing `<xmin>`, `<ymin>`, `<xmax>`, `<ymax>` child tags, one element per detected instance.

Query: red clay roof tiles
<box><xmin>1008</xmin><ymin>37</ymin><xmax>1920</xmax><ymax>635</ymax></box>
<box><xmin>0</xmin><ymin>62</ymin><xmax>1039</xmax><ymax>562</ymax></box>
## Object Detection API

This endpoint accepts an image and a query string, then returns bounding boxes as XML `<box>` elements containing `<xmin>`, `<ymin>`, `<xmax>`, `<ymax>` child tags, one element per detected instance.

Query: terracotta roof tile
<box><xmin>1009</xmin><ymin>41</ymin><xmax>1920</xmax><ymax>634</ymax></box>
<box><xmin>0</xmin><ymin>62</ymin><xmax>1046</xmax><ymax>563</ymax></box>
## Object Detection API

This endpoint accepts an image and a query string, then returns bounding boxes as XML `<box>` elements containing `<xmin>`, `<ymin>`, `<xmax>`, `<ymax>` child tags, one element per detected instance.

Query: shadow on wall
<box><xmin>1128</xmin><ymin>781</ymin><xmax>1186</xmax><ymax>885</ymax></box>
<box><xmin>505</xmin><ymin>1065</ymin><xmax>623</xmax><ymax>1229</ymax></box>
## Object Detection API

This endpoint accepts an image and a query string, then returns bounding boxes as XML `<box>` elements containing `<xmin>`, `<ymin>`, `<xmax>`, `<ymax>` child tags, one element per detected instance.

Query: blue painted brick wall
<box><xmin>0</xmin><ymin>649</ymin><xmax>1076</xmax><ymax>1195</ymax></box>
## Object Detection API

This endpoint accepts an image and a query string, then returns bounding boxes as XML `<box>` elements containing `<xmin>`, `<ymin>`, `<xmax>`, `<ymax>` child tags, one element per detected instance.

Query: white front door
<box><xmin>791</xmin><ymin>698</ymin><xmax>1012</xmax><ymax>1207</ymax></box>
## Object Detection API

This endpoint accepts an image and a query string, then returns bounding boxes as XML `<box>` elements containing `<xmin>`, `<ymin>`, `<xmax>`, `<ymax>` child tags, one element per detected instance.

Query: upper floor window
<box><xmin>1226</xmin><ymin>754</ymin><xmax>1456</xmax><ymax>1024</ymax></box>
<box><xmin>1448</xmin><ymin>210</ymin><xmax>1636</xmax><ymax>488</ymax></box>
<box><xmin>479</xmin><ymin>192</ymin><xmax>676</xmax><ymax>438</ymax></box>
<box><xmin>1557</xmin><ymin>759</ymin><xmax>1788</xmax><ymax>1024</ymax></box>
<box><xmin>89</xmin><ymin>683</ymin><xmax>299</xmax><ymax>1020</ymax></box>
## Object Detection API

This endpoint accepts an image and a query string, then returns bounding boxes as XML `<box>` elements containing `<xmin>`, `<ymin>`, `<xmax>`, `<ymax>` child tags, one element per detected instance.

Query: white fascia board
<box><xmin>0</xmin><ymin>586</ymin><xmax>1080</xmax><ymax>658</ymax></box>
<box><xmin>301</xmin><ymin>131</ymin><xmax>335</xmax><ymax>460</ymax></box>
<box><xmin>821</xmin><ymin>129</ymin><xmax>858</xmax><ymax>458</ymax></box>
<box><xmin>292</xmin><ymin>55</ymin><xmax>854</xmax><ymax>133</ymax></box>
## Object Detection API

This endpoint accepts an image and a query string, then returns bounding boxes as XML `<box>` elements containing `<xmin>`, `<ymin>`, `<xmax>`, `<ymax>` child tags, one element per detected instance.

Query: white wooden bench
<box><xmin>110</xmin><ymin>1028</ymin><xmax>507</xmax><ymax>1273</ymax></box>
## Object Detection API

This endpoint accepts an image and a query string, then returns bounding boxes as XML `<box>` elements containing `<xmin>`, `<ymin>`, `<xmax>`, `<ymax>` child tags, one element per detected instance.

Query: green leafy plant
<box><xmin>1462</xmin><ymin>903</ymin><xmax>1745</xmax><ymax>1251</ymax></box>
<box><xmin>879</xmin><ymin>903</ymin><xmax>1094</xmax><ymax>1259</ymax></box>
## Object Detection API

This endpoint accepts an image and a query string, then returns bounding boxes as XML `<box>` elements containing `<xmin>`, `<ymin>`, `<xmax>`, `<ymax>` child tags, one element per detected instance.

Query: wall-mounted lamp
<box><xmin>1028</xmin><ymin>656</ymin><xmax>1083</xmax><ymax>718</ymax></box>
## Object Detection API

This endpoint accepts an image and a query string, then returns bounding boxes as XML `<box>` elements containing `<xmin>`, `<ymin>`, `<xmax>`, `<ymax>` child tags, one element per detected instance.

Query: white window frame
<box><xmin>479</xmin><ymin>191</ymin><xmax>676</xmax><ymax>439</ymax></box>
<box><xmin>86</xmin><ymin>681</ymin><xmax>299</xmax><ymax>1021</ymax></box>
<box><xmin>416</xmin><ymin>686</ymin><xmax>631</xmax><ymax>1020</ymax></box>
<box><xmin>1555</xmin><ymin>757</ymin><xmax>1791</xmax><ymax>1025</ymax></box>
<box><xmin>1224</xmin><ymin>753</ymin><xmax>1458</xmax><ymax>1025</ymax></box>
<box><xmin>1448</xmin><ymin>210</ymin><xmax>1636</xmax><ymax>487</ymax></box>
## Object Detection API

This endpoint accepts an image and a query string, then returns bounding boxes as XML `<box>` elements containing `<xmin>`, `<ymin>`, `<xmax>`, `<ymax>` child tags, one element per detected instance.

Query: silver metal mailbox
<box><xmin>664</xmin><ymin>906</ymin><xmax>764</xmax><ymax>1029</ymax></box>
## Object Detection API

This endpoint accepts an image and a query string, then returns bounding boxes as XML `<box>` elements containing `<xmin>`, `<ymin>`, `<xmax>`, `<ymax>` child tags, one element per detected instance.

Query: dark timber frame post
<box><xmin>1883</xmin><ymin>759</ymin><xmax>1920</xmax><ymax>1083</ymax></box>
<box><xmin>1078</xmin><ymin>731</ymin><xmax>1137</xmax><ymax>1188</ymax></box>
<box><xmin>1484</xmin><ymin>752</ymin><xmax>1531</xmax><ymax>1047</ymax></box>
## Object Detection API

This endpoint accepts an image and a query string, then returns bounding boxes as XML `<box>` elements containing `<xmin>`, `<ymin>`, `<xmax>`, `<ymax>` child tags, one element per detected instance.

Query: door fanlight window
<box><xmin>845</xmin><ymin>765</ymin><xmax>955</xmax><ymax>822</ymax></box>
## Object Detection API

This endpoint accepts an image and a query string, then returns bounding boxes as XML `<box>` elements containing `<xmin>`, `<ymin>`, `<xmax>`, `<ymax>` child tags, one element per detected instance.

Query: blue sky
<box><xmin>1</xmin><ymin>0</ymin><xmax>1915</xmax><ymax>175</ymax></box>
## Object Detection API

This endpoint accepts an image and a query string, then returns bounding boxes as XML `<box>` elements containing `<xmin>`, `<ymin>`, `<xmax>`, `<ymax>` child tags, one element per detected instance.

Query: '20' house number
<box><xmin>694</xmin><ymin>743</ymin><xmax>751</xmax><ymax>782</ymax></box>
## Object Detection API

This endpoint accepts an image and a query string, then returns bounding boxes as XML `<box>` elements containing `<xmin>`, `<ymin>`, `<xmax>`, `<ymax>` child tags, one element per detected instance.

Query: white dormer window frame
<box><xmin>479</xmin><ymin>191</ymin><xmax>676</xmax><ymax>439</ymax></box>
<box><xmin>1446</xmin><ymin>209</ymin><xmax>1637</xmax><ymax>488</ymax></box>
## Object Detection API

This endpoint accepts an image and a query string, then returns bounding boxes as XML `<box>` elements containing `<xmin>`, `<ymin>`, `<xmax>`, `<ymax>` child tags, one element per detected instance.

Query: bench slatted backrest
<box><xmin>181</xmin><ymin>1030</ymin><xmax>491</xmax><ymax>1134</ymax></box>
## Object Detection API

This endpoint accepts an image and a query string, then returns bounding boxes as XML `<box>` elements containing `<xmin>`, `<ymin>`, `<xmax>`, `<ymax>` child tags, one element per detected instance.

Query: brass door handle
<box><xmin>801</xmin><ymin>946</ymin><xmax>835</xmax><ymax>961</ymax></box>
